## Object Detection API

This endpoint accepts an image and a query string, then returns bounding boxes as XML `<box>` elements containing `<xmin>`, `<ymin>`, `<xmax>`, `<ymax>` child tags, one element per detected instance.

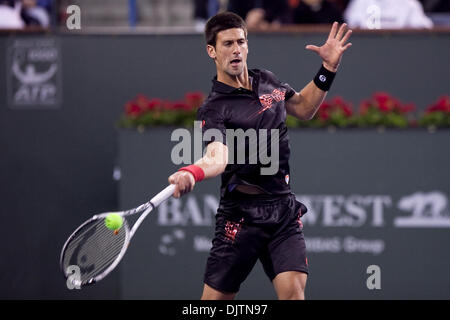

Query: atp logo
<box><xmin>395</xmin><ymin>191</ymin><xmax>450</xmax><ymax>228</ymax></box>
<box><xmin>7</xmin><ymin>38</ymin><xmax>62</xmax><ymax>109</ymax></box>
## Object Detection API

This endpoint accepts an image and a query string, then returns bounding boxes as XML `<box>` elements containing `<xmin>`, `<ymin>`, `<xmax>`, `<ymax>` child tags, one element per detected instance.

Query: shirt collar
<box><xmin>211</xmin><ymin>69</ymin><xmax>259</xmax><ymax>94</ymax></box>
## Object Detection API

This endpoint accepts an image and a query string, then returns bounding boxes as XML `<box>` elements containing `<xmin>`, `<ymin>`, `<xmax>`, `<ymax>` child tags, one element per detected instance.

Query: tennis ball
<box><xmin>105</xmin><ymin>213</ymin><xmax>123</xmax><ymax>231</ymax></box>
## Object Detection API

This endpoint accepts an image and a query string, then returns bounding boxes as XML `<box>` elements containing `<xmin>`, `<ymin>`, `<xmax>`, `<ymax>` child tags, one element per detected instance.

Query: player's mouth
<box><xmin>230</xmin><ymin>58</ymin><xmax>242</xmax><ymax>66</ymax></box>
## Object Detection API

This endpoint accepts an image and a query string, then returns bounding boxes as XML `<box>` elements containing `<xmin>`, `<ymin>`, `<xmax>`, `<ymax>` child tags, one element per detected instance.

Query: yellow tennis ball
<box><xmin>105</xmin><ymin>213</ymin><xmax>123</xmax><ymax>230</ymax></box>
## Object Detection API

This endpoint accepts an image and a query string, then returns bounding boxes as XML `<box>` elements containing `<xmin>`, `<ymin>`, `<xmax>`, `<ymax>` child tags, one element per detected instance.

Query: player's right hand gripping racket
<box><xmin>60</xmin><ymin>184</ymin><xmax>175</xmax><ymax>288</ymax></box>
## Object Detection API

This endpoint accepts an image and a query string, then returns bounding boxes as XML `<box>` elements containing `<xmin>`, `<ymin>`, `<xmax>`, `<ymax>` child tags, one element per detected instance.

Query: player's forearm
<box><xmin>169</xmin><ymin>142</ymin><xmax>227</xmax><ymax>198</ymax></box>
<box><xmin>288</xmin><ymin>81</ymin><xmax>327</xmax><ymax>121</ymax></box>
<box><xmin>299</xmin><ymin>81</ymin><xmax>328</xmax><ymax>120</ymax></box>
<box><xmin>193</xmin><ymin>142</ymin><xmax>228</xmax><ymax>179</ymax></box>
<box><xmin>194</xmin><ymin>157</ymin><xmax>226</xmax><ymax>179</ymax></box>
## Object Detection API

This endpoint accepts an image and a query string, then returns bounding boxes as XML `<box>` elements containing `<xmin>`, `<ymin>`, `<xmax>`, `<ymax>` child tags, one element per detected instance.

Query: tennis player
<box><xmin>168</xmin><ymin>12</ymin><xmax>352</xmax><ymax>300</ymax></box>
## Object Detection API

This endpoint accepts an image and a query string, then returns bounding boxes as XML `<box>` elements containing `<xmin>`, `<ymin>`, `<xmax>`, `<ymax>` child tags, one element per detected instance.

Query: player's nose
<box><xmin>232</xmin><ymin>42</ymin><xmax>240</xmax><ymax>54</ymax></box>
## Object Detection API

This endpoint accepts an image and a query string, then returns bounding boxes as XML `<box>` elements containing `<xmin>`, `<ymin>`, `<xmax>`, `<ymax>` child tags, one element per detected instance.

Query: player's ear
<box><xmin>206</xmin><ymin>45</ymin><xmax>216</xmax><ymax>60</ymax></box>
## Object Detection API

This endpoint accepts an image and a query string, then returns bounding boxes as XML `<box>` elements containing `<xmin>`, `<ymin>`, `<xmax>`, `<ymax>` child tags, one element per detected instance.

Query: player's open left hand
<box><xmin>168</xmin><ymin>171</ymin><xmax>195</xmax><ymax>198</ymax></box>
<box><xmin>306</xmin><ymin>22</ymin><xmax>352</xmax><ymax>72</ymax></box>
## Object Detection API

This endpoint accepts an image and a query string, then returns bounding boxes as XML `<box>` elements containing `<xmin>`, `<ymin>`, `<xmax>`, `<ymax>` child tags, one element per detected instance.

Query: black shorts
<box><xmin>204</xmin><ymin>192</ymin><xmax>308</xmax><ymax>294</ymax></box>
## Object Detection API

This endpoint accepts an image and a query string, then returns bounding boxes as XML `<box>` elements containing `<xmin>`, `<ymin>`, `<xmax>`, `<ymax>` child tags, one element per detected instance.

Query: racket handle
<box><xmin>151</xmin><ymin>184</ymin><xmax>176</xmax><ymax>207</ymax></box>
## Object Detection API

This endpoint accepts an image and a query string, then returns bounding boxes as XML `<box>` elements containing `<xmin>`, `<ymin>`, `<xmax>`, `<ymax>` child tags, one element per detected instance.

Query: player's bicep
<box><xmin>197</xmin><ymin>108</ymin><xmax>227</xmax><ymax>146</ymax></box>
<box><xmin>285</xmin><ymin>92</ymin><xmax>306</xmax><ymax>118</ymax></box>
<box><xmin>196</xmin><ymin>107</ymin><xmax>228</xmax><ymax>176</ymax></box>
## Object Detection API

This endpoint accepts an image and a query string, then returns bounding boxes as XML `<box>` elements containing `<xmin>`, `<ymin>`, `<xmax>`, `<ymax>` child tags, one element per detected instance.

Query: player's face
<box><xmin>208</xmin><ymin>28</ymin><xmax>248</xmax><ymax>77</ymax></box>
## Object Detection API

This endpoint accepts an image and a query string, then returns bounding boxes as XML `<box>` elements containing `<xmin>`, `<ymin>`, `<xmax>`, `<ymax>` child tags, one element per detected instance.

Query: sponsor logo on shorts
<box><xmin>224</xmin><ymin>218</ymin><xmax>244</xmax><ymax>243</ymax></box>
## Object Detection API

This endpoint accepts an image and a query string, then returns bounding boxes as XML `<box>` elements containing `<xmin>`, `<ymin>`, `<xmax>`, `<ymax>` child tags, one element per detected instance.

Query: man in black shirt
<box><xmin>168</xmin><ymin>12</ymin><xmax>352</xmax><ymax>299</ymax></box>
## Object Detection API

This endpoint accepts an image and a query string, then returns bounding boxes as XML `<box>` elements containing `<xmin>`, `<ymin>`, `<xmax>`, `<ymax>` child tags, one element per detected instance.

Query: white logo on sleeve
<box><xmin>319</xmin><ymin>75</ymin><xmax>326</xmax><ymax>82</ymax></box>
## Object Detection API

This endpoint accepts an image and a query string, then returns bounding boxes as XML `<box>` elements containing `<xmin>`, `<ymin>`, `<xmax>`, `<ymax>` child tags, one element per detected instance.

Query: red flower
<box><xmin>426</xmin><ymin>96</ymin><xmax>450</xmax><ymax>113</ymax></box>
<box><xmin>342</xmin><ymin>105</ymin><xmax>353</xmax><ymax>117</ymax></box>
<box><xmin>163</xmin><ymin>101</ymin><xmax>174</xmax><ymax>110</ymax></box>
<box><xmin>332</xmin><ymin>96</ymin><xmax>345</xmax><ymax>106</ymax></box>
<box><xmin>319</xmin><ymin>111</ymin><xmax>330</xmax><ymax>121</ymax></box>
<box><xmin>125</xmin><ymin>102</ymin><xmax>142</xmax><ymax>116</ymax></box>
<box><xmin>359</xmin><ymin>100</ymin><xmax>371</xmax><ymax>115</ymax></box>
<box><xmin>374</xmin><ymin>92</ymin><xmax>390</xmax><ymax>109</ymax></box>
<box><xmin>378</xmin><ymin>103</ymin><xmax>390</xmax><ymax>112</ymax></box>
<box><xmin>147</xmin><ymin>98</ymin><xmax>163</xmax><ymax>111</ymax></box>
<box><xmin>171</xmin><ymin>101</ymin><xmax>191</xmax><ymax>111</ymax></box>
<box><xmin>317</xmin><ymin>97</ymin><xmax>353</xmax><ymax>121</ymax></box>
<box><xmin>400</xmin><ymin>103</ymin><xmax>416</xmax><ymax>113</ymax></box>
<box><xmin>359</xmin><ymin>93</ymin><xmax>414</xmax><ymax>115</ymax></box>
<box><xmin>135</xmin><ymin>94</ymin><xmax>150</xmax><ymax>109</ymax></box>
<box><xmin>373</xmin><ymin>92</ymin><xmax>406</xmax><ymax>113</ymax></box>
<box><xmin>185</xmin><ymin>91</ymin><xmax>205</xmax><ymax>109</ymax></box>
<box><xmin>319</xmin><ymin>101</ymin><xmax>332</xmax><ymax>112</ymax></box>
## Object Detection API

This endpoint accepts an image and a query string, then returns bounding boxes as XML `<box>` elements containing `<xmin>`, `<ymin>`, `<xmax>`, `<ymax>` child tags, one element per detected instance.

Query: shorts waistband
<box><xmin>221</xmin><ymin>189</ymin><xmax>292</xmax><ymax>206</ymax></box>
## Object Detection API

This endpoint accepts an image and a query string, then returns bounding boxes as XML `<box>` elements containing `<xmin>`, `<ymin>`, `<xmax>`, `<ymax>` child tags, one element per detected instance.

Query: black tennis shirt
<box><xmin>197</xmin><ymin>69</ymin><xmax>296</xmax><ymax>200</ymax></box>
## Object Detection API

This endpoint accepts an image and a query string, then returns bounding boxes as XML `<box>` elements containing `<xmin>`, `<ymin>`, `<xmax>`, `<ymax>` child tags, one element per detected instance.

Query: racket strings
<box><xmin>62</xmin><ymin>218</ymin><xmax>127</xmax><ymax>284</ymax></box>
<box><xmin>64</xmin><ymin>221</ymin><xmax>125</xmax><ymax>282</ymax></box>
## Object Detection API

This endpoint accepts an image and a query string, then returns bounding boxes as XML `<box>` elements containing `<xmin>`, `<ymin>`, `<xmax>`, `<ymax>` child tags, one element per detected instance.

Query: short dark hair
<box><xmin>205</xmin><ymin>12</ymin><xmax>247</xmax><ymax>47</ymax></box>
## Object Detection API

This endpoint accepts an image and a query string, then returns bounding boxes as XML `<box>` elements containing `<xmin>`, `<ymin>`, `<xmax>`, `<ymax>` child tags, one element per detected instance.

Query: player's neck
<box><xmin>217</xmin><ymin>68</ymin><xmax>251</xmax><ymax>91</ymax></box>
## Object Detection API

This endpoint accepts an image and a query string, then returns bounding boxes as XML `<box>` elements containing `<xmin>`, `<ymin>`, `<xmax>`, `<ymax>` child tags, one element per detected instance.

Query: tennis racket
<box><xmin>60</xmin><ymin>184</ymin><xmax>175</xmax><ymax>288</ymax></box>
